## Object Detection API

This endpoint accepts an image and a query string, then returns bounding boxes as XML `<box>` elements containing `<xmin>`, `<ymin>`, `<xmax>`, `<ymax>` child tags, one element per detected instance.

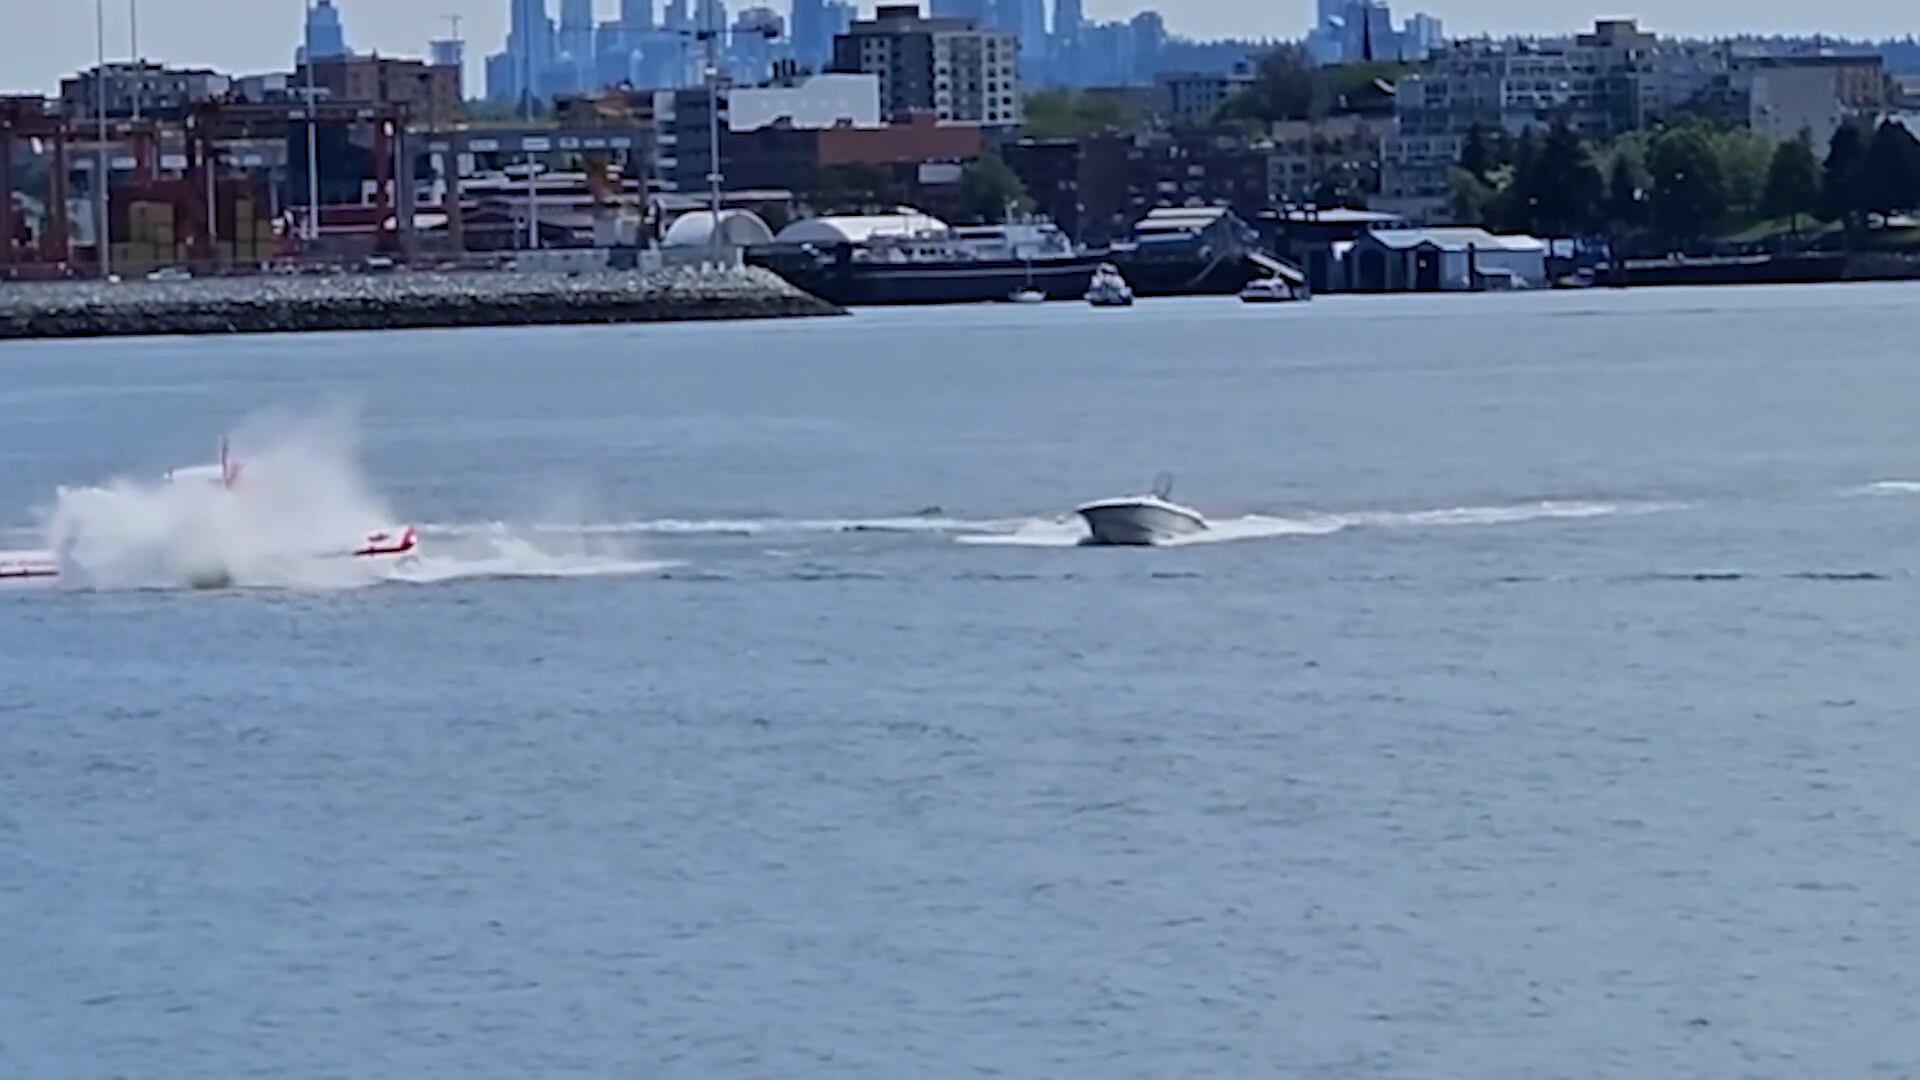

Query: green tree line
<box><xmin>1451</xmin><ymin>117</ymin><xmax>1920</xmax><ymax>249</ymax></box>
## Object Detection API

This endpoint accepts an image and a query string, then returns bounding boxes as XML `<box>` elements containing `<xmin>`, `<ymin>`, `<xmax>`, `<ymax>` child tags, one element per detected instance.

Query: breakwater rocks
<box><xmin>0</xmin><ymin>264</ymin><xmax>844</xmax><ymax>340</ymax></box>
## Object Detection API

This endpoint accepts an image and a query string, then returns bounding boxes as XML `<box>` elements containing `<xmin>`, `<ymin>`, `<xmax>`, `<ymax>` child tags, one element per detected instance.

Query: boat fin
<box><xmin>1152</xmin><ymin>472</ymin><xmax>1175</xmax><ymax>500</ymax></box>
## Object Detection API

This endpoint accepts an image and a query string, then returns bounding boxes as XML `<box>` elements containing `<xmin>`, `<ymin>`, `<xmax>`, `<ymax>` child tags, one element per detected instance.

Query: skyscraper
<box><xmin>560</xmin><ymin>0</ymin><xmax>595</xmax><ymax>91</ymax></box>
<box><xmin>791</xmin><ymin>0</ymin><xmax>825</xmax><ymax>69</ymax></box>
<box><xmin>561</xmin><ymin>0</ymin><xmax>595</xmax><ymax>52</ymax></box>
<box><xmin>664</xmin><ymin>0</ymin><xmax>691</xmax><ymax>33</ymax></box>
<box><xmin>931</xmin><ymin>0</ymin><xmax>991</xmax><ymax>22</ymax></box>
<box><xmin>728</xmin><ymin>6</ymin><xmax>783</xmax><ymax>83</ymax></box>
<box><xmin>1129</xmin><ymin>10</ymin><xmax>1164</xmax><ymax>82</ymax></box>
<box><xmin>1050</xmin><ymin>0</ymin><xmax>1081</xmax><ymax>85</ymax></box>
<box><xmin>1019</xmin><ymin>0</ymin><xmax>1049</xmax><ymax>71</ymax></box>
<box><xmin>301</xmin><ymin>0</ymin><xmax>350</xmax><ymax>63</ymax></box>
<box><xmin>1053</xmin><ymin>0</ymin><xmax>1081</xmax><ymax>39</ymax></box>
<box><xmin>622</xmin><ymin>0</ymin><xmax>655</xmax><ymax>32</ymax></box>
<box><xmin>507</xmin><ymin>0</ymin><xmax>556</xmax><ymax>104</ymax></box>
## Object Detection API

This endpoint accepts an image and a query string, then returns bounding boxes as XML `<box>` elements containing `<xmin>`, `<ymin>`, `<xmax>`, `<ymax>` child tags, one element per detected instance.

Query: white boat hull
<box><xmin>1076</xmin><ymin>499</ymin><xmax>1209</xmax><ymax>546</ymax></box>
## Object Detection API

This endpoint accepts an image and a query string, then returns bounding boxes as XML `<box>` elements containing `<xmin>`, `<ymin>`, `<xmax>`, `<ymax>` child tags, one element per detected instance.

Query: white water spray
<box><xmin>31</xmin><ymin>412</ymin><xmax>671</xmax><ymax>591</ymax></box>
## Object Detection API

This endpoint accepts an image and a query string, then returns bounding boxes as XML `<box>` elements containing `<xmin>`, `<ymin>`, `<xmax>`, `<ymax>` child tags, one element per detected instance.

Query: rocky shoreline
<box><xmin>0</xmin><ymin>264</ymin><xmax>844</xmax><ymax>340</ymax></box>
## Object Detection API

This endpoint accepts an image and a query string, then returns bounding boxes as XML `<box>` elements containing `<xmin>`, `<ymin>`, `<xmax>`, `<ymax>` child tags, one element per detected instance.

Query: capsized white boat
<box><xmin>1076</xmin><ymin>474</ymin><xmax>1210</xmax><ymax>546</ymax></box>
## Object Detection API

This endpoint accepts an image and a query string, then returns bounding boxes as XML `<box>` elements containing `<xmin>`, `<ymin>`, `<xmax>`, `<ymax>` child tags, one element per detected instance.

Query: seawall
<box><xmin>0</xmin><ymin>265</ymin><xmax>844</xmax><ymax>341</ymax></box>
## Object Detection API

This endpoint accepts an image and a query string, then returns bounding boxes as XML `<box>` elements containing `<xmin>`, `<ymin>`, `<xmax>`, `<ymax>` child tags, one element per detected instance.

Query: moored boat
<box><xmin>747</xmin><ymin>211</ymin><xmax>1102</xmax><ymax>305</ymax></box>
<box><xmin>1086</xmin><ymin>263</ymin><xmax>1135</xmax><ymax>307</ymax></box>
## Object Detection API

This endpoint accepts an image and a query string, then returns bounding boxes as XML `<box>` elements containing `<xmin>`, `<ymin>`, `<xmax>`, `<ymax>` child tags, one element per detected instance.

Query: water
<box><xmin>4</xmin><ymin>286</ymin><xmax>1919</xmax><ymax>1076</ymax></box>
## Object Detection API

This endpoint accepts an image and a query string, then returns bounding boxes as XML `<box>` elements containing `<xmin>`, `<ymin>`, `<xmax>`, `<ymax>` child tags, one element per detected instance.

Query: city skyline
<box><xmin>1</xmin><ymin>0</ymin><xmax>1915</xmax><ymax>97</ymax></box>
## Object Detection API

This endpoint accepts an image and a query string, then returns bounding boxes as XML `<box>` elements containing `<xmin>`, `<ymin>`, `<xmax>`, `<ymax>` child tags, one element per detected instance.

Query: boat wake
<box><xmin>959</xmin><ymin>499</ymin><xmax>1675</xmax><ymax>548</ymax></box>
<box><xmin>413</xmin><ymin>499</ymin><xmax>1671</xmax><ymax>551</ymax></box>
<box><xmin>1847</xmin><ymin>480</ymin><xmax>1920</xmax><ymax>497</ymax></box>
<box><xmin>417</xmin><ymin>514</ymin><xmax>1026</xmax><ymax>539</ymax></box>
<box><xmin>389</xmin><ymin>528</ymin><xmax>677</xmax><ymax>586</ymax></box>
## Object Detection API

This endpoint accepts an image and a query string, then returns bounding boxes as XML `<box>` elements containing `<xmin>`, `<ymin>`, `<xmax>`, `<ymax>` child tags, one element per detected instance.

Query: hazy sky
<box><xmin>1</xmin><ymin>0</ymin><xmax>1913</xmax><ymax>96</ymax></box>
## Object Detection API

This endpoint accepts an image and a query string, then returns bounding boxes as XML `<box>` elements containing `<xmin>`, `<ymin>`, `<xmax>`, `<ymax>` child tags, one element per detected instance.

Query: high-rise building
<box><xmin>561</xmin><ymin>0</ymin><xmax>595</xmax><ymax>53</ymax></box>
<box><xmin>301</xmin><ymin>0</ymin><xmax>351</xmax><ymax>63</ymax></box>
<box><xmin>486</xmin><ymin>0</ymin><xmax>557</xmax><ymax>105</ymax></box>
<box><xmin>1048</xmin><ymin>0</ymin><xmax>1081</xmax><ymax>85</ymax></box>
<box><xmin>1402</xmin><ymin>13</ymin><xmax>1443</xmax><ymax>60</ymax></box>
<box><xmin>931</xmin><ymin>0</ymin><xmax>990</xmax><ymax>21</ymax></box>
<box><xmin>1018</xmin><ymin>0</ymin><xmax>1050</xmax><ymax>75</ymax></box>
<box><xmin>823</xmin><ymin>3</ymin><xmax>856</xmax><ymax>50</ymax></box>
<box><xmin>1129</xmin><ymin>11</ymin><xmax>1164</xmax><ymax>82</ymax></box>
<box><xmin>729</xmin><ymin>6</ymin><xmax>785</xmax><ymax>84</ymax></box>
<box><xmin>622</xmin><ymin>0</ymin><xmax>655</xmax><ymax>32</ymax></box>
<box><xmin>559</xmin><ymin>0</ymin><xmax>596</xmax><ymax>92</ymax></box>
<box><xmin>1053</xmin><ymin>0</ymin><xmax>1081</xmax><ymax>40</ymax></box>
<box><xmin>664</xmin><ymin>0</ymin><xmax>692</xmax><ymax>33</ymax></box>
<box><xmin>430</xmin><ymin>37</ymin><xmax>467</xmax><ymax>95</ymax></box>
<box><xmin>791</xmin><ymin>0</ymin><xmax>827</xmax><ymax>70</ymax></box>
<box><xmin>832</xmin><ymin>4</ymin><xmax>1021</xmax><ymax>127</ymax></box>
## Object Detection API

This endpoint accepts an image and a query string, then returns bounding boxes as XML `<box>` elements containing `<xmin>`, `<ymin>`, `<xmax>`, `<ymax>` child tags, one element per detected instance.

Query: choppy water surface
<box><xmin>4</xmin><ymin>286</ymin><xmax>1920</xmax><ymax>1077</ymax></box>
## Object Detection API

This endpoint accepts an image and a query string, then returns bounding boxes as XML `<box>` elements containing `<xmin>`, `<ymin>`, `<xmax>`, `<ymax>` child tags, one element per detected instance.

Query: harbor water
<box><xmin>3</xmin><ymin>285</ymin><xmax>1919</xmax><ymax>1076</ymax></box>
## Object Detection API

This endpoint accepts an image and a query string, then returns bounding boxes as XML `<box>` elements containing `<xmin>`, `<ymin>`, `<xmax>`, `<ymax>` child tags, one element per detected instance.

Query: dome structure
<box><xmin>662</xmin><ymin>209</ymin><xmax>776</xmax><ymax>249</ymax></box>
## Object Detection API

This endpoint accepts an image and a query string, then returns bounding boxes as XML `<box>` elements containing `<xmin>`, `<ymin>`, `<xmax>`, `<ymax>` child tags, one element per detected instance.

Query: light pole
<box><xmin>302</xmin><ymin>1</ymin><xmax>321</xmax><ymax>243</ymax></box>
<box><xmin>129</xmin><ymin>0</ymin><xmax>140</xmax><ymax>122</ymax></box>
<box><xmin>95</xmin><ymin>0</ymin><xmax>111</xmax><ymax>280</ymax></box>
<box><xmin>705</xmin><ymin>29</ymin><xmax>722</xmax><ymax>256</ymax></box>
<box><xmin>520</xmin><ymin>0</ymin><xmax>539</xmax><ymax>251</ymax></box>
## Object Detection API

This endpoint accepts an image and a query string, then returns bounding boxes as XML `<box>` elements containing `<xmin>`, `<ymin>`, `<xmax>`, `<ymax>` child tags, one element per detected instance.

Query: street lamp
<box><xmin>671</xmin><ymin>22</ymin><xmax>779</xmax><ymax>258</ymax></box>
<box><xmin>301</xmin><ymin>0</ymin><xmax>321</xmax><ymax>243</ymax></box>
<box><xmin>95</xmin><ymin>0</ymin><xmax>111</xmax><ymax>280</ymax></box>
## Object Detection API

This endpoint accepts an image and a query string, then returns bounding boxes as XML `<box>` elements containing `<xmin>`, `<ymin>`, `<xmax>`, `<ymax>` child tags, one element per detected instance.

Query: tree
<box><xmin>1864</xmin><ymin>119</ymin><xmax>1920</xmax><ymax>217</ymax></box>
<box><xmin>1216</xmin><ymin>44</ymin><xmax>1316</xmax><ymax>124</ymax></box>
<box><xmin>1645</xmin><ymin>126</ymin><xmax>1727</xmax><ymax>244</ymax></box>
<box><xmin>1819</xmin><ymin>121</ymin><xmax>1869</xmax><ymax>228</ymax></box>
<box><xmin>812</xmin><ymin>163</ymin><xmax>907</xmax><ymax>214</ymax></box>
<box><xmin>1530</xmin><ymin>121</ymin><xmax>1603</xmax><ymax>236</ymax></box>
<box><xmin>1459</xmin><ymin>122</ymin><xmax>1495</xmax><ymax>183</ymax></box>
<box><xmin>956</xmin><ymin>152</ymin><xmax>1031</xmax><ymax>223</ymax></box>
<box><xmin>1449</xmin><ymin>169</ymin><xmax>1496</xmax><ymax>225</ymax></box>
<box><xmin>1761</xmin><ymin>131</ymin><xmax>1820</xmax><ymax>234</ymax></box>
<box><xmin>1022</xmin><ymin>89</ymin><xmax>1143</xmax><ymax>139</ymax></box>
<box><xmin>1315</xmin><ymin>61</ymin><xmax>1412</xmax><ymax>115</ymax></box>
<box><xmin>1606</xmin><ymin>152</ymin><xmax>1648</xmax><ymax>233</ymax></box>
<box><xmin>1492</xmin><ymin>129</ymin><xmax>1541</xmax><ymax>231</ymax></box>
<box><xmin>1711</xmin><ymin>128</ymin><xmax>1774</xmax><ymax>221</ymax></box>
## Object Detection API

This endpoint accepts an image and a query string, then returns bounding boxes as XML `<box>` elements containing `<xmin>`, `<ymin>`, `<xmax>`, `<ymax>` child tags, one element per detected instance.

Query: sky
<box><xmin>0</xmin><ymin>0</ymin><xmax>1913</xmax><ymax>97</ymax></box>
